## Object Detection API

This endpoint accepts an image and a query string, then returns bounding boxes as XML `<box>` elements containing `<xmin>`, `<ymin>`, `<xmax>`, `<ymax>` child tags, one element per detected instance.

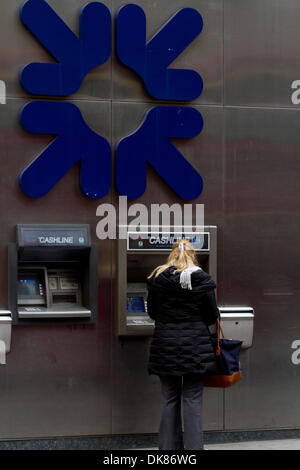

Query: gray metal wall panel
<box><xmin>111</xmin><ymin>337</ymin><xmax>224</xmax><ymax>434</ymax></box>
<box><xmin>223</xmin><ymin>107</ymin><xmax>300</xmax><ymax>429</ymax></box>
<box><xmin>224</xmin><ymin>0</ymin><xmax>300</xmax><ymax>107</ymax></box>
<box><xmin>0</xmin><ymin>98</ymin><xmax>113</xmax><ymax>438</ymax></box>
<box><xmin>0</xmin><ymin>0</ymin><xmax>112</xmax><ymax>100</ymax></box>
<box><xmin>2</xmin><ymin>0</ymin><xmax>300</xmax><ymax>440</ymax></box>
<box><xmin>111</xmin><ymin>102</ymin><xmax>224</xmax><ymax>433</ymax></box>
<box><xmin>112</xmin><ymin>0</ymin><xmax>223</xmax><ymax>105</ymax></box>
<box><xmin>111</xmin><ymin>102</ymin><xmax>225</xmax><ymax>223</ymax></box>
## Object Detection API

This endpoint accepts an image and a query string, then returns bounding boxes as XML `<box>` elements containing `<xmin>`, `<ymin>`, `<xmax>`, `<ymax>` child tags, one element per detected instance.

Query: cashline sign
<box><xmin>127</xmin><ymin>233</ymin><xmax>210</xmax><ymax>251</ymax></box>
<box><xmin>18</xmin><ymin>1</ymin><xmax>204</xmax><ymax>201</ymax></box>
<box><xmin>18</xmin><ymin>226</ymin><xmax>90</xmax><ymax>247</ymax></box>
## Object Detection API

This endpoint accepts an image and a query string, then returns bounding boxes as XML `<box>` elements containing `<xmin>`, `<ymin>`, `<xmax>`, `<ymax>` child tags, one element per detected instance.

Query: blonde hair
<box><xmin>147</xmin><ymin>238</ymin><xmax>199</xmax><ymax>279</ymax></box>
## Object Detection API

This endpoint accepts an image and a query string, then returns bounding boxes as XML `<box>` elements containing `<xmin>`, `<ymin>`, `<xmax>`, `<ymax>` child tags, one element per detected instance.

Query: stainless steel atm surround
<box><xmin>219</xmin><ymin>306</ymin><xmax>254</xmax><ymax>349</ymax></box>
<box><xmin>0</xmin><ymin>310</ymin><xmax>12</xmax><ymax>365</ymax></box>
<box><xmin>8</xmin><ymin>224</ymin><xmax>98</xmax><ymax>324</ymax></box>
<box><xmin>117</xmin><ymin>226</ymin><xmax>217</xmax><ymax>336</ymax></box>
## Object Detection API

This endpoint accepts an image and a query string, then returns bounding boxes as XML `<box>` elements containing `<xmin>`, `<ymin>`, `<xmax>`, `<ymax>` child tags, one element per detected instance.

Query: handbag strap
<box><xmin>216</xmin><ymin>318</ymin><xmax>225</xmax><ymax>356</ymax></box>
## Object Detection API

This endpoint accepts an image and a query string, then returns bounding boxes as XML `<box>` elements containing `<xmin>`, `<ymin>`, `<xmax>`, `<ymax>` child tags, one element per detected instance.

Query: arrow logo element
<box><xmin>116</xmin><ymin>106</ymin><xmax>204</xmax><ymax>200</ymax></box>
<box><xmin>20</xmin><ymin>0</ymin><xmax>111</xmax><ymax>96</ymax></box>
<box><xmin>20</xmin><ymin>101</ymin><xmax>111</xmax><ymax>199</ymax></box>
<box><xmin>116</xmin><ymin>5</ymin><xmax>203</xmax><ymax>101</ymax></box>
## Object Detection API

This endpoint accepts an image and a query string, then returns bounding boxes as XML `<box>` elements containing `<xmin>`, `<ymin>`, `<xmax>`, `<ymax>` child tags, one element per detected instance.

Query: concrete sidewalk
<box><xmin>205</xmin><ymin>438</ymin><xmax>300</xmax><ymax>450</ymax></box>
<box><xmin>136</xmin><ymin>438</ymin><xmax>300</xmax><ymax>450</ymax></box>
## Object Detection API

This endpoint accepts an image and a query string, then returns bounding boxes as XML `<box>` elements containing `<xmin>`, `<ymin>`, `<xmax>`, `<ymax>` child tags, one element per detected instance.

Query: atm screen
<box><xmin>127</xmin><ymin>296</ymin><xmax>146</xmax><ymax>314</ymax></box>
<box><xmin>18</xmin><ymin>279</ymin><xmax>41</xmax><ymax>297</ymax></box>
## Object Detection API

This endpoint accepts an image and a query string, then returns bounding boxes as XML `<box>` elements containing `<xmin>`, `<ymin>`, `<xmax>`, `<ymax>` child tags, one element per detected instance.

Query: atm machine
<box><xmin>8</xmin><ymin>224</ymin><xmax>98</xmax><ymax>324</ymax></box>
<box><xmin>117</xmin><ymin>226</ymin><xmax>254</xmax><ymax>349</ymax></box>
<box><xmin>117</xmin><ymin>227</ymin><xmax>217</xmax><ymax>336</ymax></box>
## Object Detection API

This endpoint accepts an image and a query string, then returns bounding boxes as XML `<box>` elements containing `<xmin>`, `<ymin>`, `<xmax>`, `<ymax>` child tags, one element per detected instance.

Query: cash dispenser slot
<box><xmin>8</xmin><ymin>224</ymin><xmax>98</xmax><ymax>324</ymax></box>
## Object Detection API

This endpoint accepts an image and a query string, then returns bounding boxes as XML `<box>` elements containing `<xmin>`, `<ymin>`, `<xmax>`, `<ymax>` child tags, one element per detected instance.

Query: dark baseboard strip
<box><xmin>0</xmin><ymin>429</ymin><xmax>300</xmax><ymax>450</ymax></box>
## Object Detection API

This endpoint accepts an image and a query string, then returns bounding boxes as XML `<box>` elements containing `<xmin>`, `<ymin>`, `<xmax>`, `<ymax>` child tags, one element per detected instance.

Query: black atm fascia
<box><xmin>8</xmin><ymin>224</ymin><xmax>98</xmax><ymax>325</ymax></box>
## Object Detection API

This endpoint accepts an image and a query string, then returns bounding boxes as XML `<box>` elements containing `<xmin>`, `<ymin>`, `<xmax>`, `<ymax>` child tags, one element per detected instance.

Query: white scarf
<box><xmin>179</xmin><ymin>265</ymin><xmax>201</xmax><ymax>290</ymax></box>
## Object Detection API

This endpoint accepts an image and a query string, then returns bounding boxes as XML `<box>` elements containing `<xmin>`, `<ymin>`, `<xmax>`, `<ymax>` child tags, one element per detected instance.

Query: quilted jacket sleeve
<box><xmin>203</xmin><ymin>289</ymin><xmax>220</xmax><ymax>326</ymax></box>
<box><xmin>147</xmin><ymin>287</ymin><xmax>157</xmax><ymax>320</ymax></box>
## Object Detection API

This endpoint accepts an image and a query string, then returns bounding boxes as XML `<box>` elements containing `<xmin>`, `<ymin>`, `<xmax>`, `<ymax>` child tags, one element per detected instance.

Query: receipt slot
<box><xmin>8</xmin><ymin>224</ymin><xmax>98</xmax><ymax>324</ymax></box>
<box><xmin>117</xmin><ymin>227</ymin><xmax>217</xmax><ymax>336</ymax></box>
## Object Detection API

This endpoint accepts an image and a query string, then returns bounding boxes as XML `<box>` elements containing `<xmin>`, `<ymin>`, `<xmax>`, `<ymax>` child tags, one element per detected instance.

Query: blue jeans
<box><xmin>158</xmin><ymin>375</ymin><xmax>204</xmax><ymax>450</ymax></box>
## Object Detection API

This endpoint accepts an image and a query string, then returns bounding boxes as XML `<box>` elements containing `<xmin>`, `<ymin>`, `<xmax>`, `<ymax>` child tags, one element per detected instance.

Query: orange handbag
<box><xmin>204</xmin><ymin>319</ymin><xmax>243</xmax><ymax>388</ymax></box>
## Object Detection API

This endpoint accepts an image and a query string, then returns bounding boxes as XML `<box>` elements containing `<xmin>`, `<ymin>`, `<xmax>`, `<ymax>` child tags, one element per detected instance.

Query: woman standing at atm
<box><xmin>146</xmin><ymin>239</ymin><xmax>219</xmax><ymax>451</ymax></box>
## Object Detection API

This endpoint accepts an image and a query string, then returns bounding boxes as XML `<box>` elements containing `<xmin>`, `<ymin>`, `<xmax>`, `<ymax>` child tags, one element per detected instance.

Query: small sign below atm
<box><xmin>127</xmin><ymin>232</ymin><xmax>210</xmax><ymax>251</ymax></box>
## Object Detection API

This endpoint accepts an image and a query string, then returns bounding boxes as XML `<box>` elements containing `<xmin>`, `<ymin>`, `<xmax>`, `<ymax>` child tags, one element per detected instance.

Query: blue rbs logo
<box><xmin>20</xmin><ymin>0</ymin><xmax>204</xmax><ymax>200</ymax></box>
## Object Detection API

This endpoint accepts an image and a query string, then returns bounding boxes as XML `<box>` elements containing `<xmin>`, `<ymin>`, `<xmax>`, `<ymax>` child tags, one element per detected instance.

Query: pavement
<box><xmin>205</xmin><ymin>438</ymin><xmax>300</xmax><ymax>450</ymax></box>
<box><xmin>134</xmin><ymin>438</ymin><xmax>300</xmax><ymax>450</ymax></box>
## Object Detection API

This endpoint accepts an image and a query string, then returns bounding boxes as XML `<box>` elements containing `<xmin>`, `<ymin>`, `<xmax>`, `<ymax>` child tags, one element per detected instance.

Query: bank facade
<box><xmin>0</xmin><ymin>0</ymin><xmax>299</xmax><ymax>448</ymax></box>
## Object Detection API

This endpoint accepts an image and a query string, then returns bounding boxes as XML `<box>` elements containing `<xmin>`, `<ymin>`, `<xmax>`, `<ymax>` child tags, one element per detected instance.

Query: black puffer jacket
<box><xmin>147</xmin><ymin>266</ymin><xmax>220</xmax><ymax>377</ymax></box>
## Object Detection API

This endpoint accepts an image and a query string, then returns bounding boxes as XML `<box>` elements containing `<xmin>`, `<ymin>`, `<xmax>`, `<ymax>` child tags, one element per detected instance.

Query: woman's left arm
<box><xmin>147</xmin><ymin>288</ymin><xmax>157</xmax><ymax>320</ymax></box>
<box><xmin>203</xmin><ymin>289</ymin><xmax>220</xmax><ymax>326</ymax></box>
